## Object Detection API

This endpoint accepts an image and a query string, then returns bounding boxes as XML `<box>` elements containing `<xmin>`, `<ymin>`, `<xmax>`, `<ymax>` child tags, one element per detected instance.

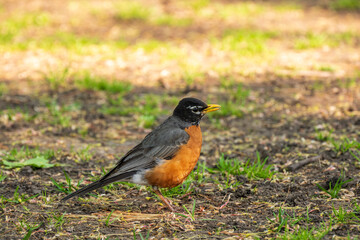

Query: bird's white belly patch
<box><xmin>132</xmin><ymin>171</ymin><xmax>148</xmax><ymax>185</ymax></box>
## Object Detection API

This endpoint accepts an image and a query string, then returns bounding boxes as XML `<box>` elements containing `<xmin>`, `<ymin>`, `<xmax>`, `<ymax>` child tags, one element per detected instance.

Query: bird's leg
<box><xmin>153</xmin><ymin>188</ymin><xmax>175</xmax><ymax>212</ymax></box>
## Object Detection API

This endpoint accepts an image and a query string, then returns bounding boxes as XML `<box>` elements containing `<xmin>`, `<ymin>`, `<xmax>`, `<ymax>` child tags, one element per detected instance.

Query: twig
<box><xmin>285</xmin><ymin>156</ymin><xmax>321</xmax><ymax>172</ymax></box>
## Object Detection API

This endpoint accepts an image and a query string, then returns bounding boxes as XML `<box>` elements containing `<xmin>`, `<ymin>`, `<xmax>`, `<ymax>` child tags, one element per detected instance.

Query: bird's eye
<box><xmin>189</xmin><ymin>106</ymin><xmax>201</xmax><ymax>114</ymax></box>
<box><xmin>187</xmin><ymin>105</ymin><xmax>203</xmax><ymax>114</ymax></box>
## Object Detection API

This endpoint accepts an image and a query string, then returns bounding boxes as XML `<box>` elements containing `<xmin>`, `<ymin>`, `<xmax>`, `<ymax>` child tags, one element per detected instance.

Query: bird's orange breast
<box><xmin>145</xmin><ymin>125</ymin><xmax>202</xmax><ymax>188</ymax></box>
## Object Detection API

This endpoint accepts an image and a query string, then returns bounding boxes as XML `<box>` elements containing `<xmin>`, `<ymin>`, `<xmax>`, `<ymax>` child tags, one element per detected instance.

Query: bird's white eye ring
<box><xmin>187</xmin><ymin>105</ymin><xmax>202</xmax><ymax>110</ymax></box>
<box><xmin>186</xmin><ymin>105</ymin><xmax>203</xmax><ymax>114</ymax></box>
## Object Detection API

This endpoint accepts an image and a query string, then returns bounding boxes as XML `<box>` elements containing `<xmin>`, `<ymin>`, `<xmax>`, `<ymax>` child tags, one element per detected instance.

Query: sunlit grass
<box><xmin>210</xmin><ymin>153</ymin><xmax>275</xmax><ymax>180</ymax></box>
<box><xmin>178</xmin><ymin>61</ymin><xmax>206</xmax><ymax>86</ymax></box>
<box><xmin>75</xmin><ymin>72</ymin><xmax>133</xmax><ymax>95</ymax></box>
<box><xmin>213</xmin><ymin>29</ymin><xmax>277</xmax><ymax>57</ymax></box>
<box><xmin>154</xmin><ymin>15</ymin><xmax>193</xmax><ymax>27</ymax></box>
<box><xmin>186</xmin><ymin>0</ymin><xmax>210</xmax><ymax>12</ymax></box>
<box><xmin>316</xmin><ymin>65</ymin><xmax>336</xmax><ymax>72</ymax></box>
<box><xmin>115</xmin><ymin>0</ymin><xmax>193</xmax><ymax>27</ymax></box>
<box><xmin>36</xmin><ymin>32</ymin><xmax>101</xmax><ymax>51</ymax></box>
<box><xmin>273</xmin><ymin>2</ymin><xmax>301</xmax><ymax>12</ymax></box>
<box><xmin>294</xmin><ymin>31</ymin><xmax>359</xmax><ymax>50</ymax></box>
<box><xmin>115</xmin><ymin>0</ymin><xmax>151</xmax><ymax>21</ymax></box>
<box><xmin>0</xmin><ymin>12</ymin><xmax>50</xmax><ymax>45</ymax></box>
<box><xmin>45</xmin><ymin>67</ymin><xmax>71</xmax><ymax>90</ymax></box>
<box><xmin>294</xmin><ymin>33</ymin><xmax>329</xmax><ymax>49</ymax></box>
<box><xmin>207</xmin><ymin>2</ymin><xmax>266</xmax><ymax>19</ymax></box>
<box><xmin>330</xmin><ymin>0</ymin><xmax>360</xmax><ymax>10</ymax></box>
<box><xmin>0</xmin><ymin>29</ymin><xmax>129</xmax><ymax>53</ymax></box>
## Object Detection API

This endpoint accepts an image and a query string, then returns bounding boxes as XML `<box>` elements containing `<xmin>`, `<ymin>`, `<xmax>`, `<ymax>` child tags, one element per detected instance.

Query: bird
<box><xmin>61</xmin><ymin>97</ymin><xmax>220</xmax><ymax>211</ymax></box>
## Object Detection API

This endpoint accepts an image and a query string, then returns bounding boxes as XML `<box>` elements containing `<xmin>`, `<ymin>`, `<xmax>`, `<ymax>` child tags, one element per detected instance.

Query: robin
<box><xmin>61</xmin><ymin>97</ymin><xmax>220</xmax><ymax>211</ymax></box>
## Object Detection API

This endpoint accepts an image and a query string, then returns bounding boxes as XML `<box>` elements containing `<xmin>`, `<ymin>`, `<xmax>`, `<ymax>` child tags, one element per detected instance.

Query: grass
<box><xmin>243</xmin><ymin>153</ymin><xmax>275</xmax><ymax>180</ymax></box>
<box><xmin>337</xmin><ymin>77</ymin><xmax>358</xmax><ymax>89</ymax></box>
<box><xmin>75</xmin><ymin>72</ymin><xmax>133</xmax><ymax>95</ymax></box>
<box><xmin>133</xmin><ymin>228</ymin><xmax>151</xmax><ymax>240</ymax></box>
<box><xmin>71</xmin><ymin>145</ymin><xmax>94</xmax><ymax>162</ymax></box>
<box><xmin>45</xmin><ymin>100</ymin><xmax>78</xmax><ymax>128</ymax></box>
<box><xmin>1</xmin><ymin>146</ymin><xmax>57</xmax><ymax>169</ymax></box>
<box><xmin>310</xmin><ymin>81</ymin><xmax>326</xmax><ymax>92</ymax></box>
<box><xmin>330</xmin><ymin>0</ymin><xmax>360</xmax><ymax>11</ymax></box>
<box><xmin>0</xmin><ymin>12</ymin><xmax>50</xmax><ymax>46</ymax></box>
<box><xmin>3</xmin><ymin>146</ymin><xmax>55</xmax><ymax>161</ymax></box>
<box><xmin>0</xmin><ymin>185</ymin><xmax>38</xmax><ymax>205</ymax></box>
<box><xmin>0</xmin><ymin>171</ymin><xmax>6</xmax><ymax>182</ymax></box>
<box><xmin>0</xmin><ymin>108</ymin><xmax>35</xmax><ymax>123</ymax></box>
<box><xmin>331</xmin><ymin>205</ymin><xmax>360</xmax><ymax>224</ymax></box>
<box><xmin>278</xmin><ymin>222</ymin><xmax>331</xmax><ymax>239</ymax></box>
<box><xmin>116</xmin><ymin>0</ymin><xmax>151</xmax><ymax>21</ymax></box>
<box><xmin>154</xmin><ymin>15</ymin><xmax>193</xmax><ymax>27</ymax></box>
<box><xmin>294</xmin><ymin>31</ymin><xmax>359</xmax><ymax>50</ymax></box>
<box><xmin>213</xmin><ymin>152</ymin><xmax>275</xmax><ymax>180</ymax></box>
<box><xmin>134</xmin><ymin>40</ymin><xmax>169</xmax><ymax>53</ymax></box>
<box><xmin>268</xmin><ymin>206</ymin><xmax>304</xmax><ymax>233</ymax></box>
<box><xmin>104</xmin><ymin>210</ymin><xmax>117</xmax><ymax>226</ymax></box>
<box><xmin>211</xmin><ymin>2</ymin><xmax>266</xmax><ymax>19</ymax></box>
<box><xmin>50</xmin><ymin>212</ymin><xmax>66</xmax><ymax>230</ymax></box>
<box><xmin>175</xmin><ymin>199</ymin><xmax>197</xmax><ymax>221</ymax></box>
<box><xmin>214</xmin><ymin>155</ymin><xmax>242</xmax><ymax>175</ymax></box>
<box><xmin>51</xmin><ymin>171</ymin><xmax>84</xmax><ymax>195</ymax></box>
<box><xmin>45</xmin><ymin>67</ymin><xmax>70</xmax><ymax>90</ymax></box>
<box><xmin>349</xmin><ymin>149</ymin><xmax>360</xmax><ymax>162</ymax></box>
<box><xmin>295</xmin><ymin>33</ymin><xmax>330</xmax><ymax>49</ymax></box>
<box><xmin>21</xmin><ymin>223</ymin><xmax>41</xmax><ymax>240</ymax></box>
<box><xmin>316</xmin><ymin>173</ymin><xmax>353</xmax><ymax>198</ymax></box>
<box><xmin>214</xmin><ymin>174</ymin><xmax>242</xmax><ymax>190</ymax></box>
<box><xmin>181</xmin><ymin>69</ymin><xmax>205</xmax><ymax>86</ymax></box>
<box><xmin>273</xmin><ymin>207</ymin><xmax>333</xmax><ymax>238</ymax></box>
<box><xmin>101</xmin><ymin>94</ymin><xmax>174</xmax><ymax>128</ymax></box>
<box><xmin>214</xmin><ymin>29</ymin><xmax>277</xmax><ymax>57</ymax></box>
<box><xmin>1</xmin><ymin>26</ymin><xmax>121</xmax><ymax>53</ymax></box>
<box><xmin>317</xmin><ymin>65</ymin><xmax>336</xmax><ymax>72</ymax></box>
<box><xmin>331</xmin><ymin>138</ymin><xmax>360</xmax><ymax>155</ymax></box>
<box><xmin>137</xmin><ymin>115</ymin><xmax>156</xmax><ymax>129</ymax></box>
<box><xmin>211</xmin><ymin>79</ymin><xmax>251</xmax><ymax>118</ymax></box>
<box><xmin>36</xmin><ymin>32</ymin><xmax>114</xmax><ymax>54</ymax></box>
<box><xmin>187</xmin><ymin>0</ymin><xmax>210</xmax><ymax>12</ymax></box>
<box><xmin>314</xmin><ymin>127</ymin><xmax>333</xmax><ymax>142</ymax></box>
<box><xmin>115</xmin><ymin>0</ymin><xmax>193</xmax><ymax>27</ymax></box>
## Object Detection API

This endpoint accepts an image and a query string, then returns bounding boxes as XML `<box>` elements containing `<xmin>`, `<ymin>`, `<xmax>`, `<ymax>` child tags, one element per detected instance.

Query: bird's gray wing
<box><xmin>61</xmin><ymin>120</ymin><xmax>189</xmax><ymax>201</ymax></box>
<box><xmin>99</xmin><ymin>121</ymin><xmax>190</xmax><ymax>180</ymax></box>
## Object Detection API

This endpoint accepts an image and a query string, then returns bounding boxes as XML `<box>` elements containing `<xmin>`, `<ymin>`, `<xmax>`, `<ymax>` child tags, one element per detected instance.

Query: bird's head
<box><xmin>173</xmin><ymin>97</ymin><xmax>221</xmax><ymax>124</ymax></box>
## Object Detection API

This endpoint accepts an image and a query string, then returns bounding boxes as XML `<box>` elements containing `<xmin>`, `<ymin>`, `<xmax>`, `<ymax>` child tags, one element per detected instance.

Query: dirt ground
<box><xmin>1</xmin><ymin>0</ymin><xmax>360</xmax><ymax>239</ymax></box>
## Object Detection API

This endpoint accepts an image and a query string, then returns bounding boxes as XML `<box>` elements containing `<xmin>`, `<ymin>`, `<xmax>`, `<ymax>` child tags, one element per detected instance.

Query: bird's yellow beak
<box><xmin>202</xmin><ymin>104</ymin><xmax>221</xmax><ymax>113</ymax></box>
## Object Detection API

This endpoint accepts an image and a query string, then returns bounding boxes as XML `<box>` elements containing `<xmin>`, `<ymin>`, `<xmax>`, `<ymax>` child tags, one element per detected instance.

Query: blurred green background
<box><xmin>0</xmin><ymin>0</ymin><xmax>359</xmax><ymax>89</ymax></box>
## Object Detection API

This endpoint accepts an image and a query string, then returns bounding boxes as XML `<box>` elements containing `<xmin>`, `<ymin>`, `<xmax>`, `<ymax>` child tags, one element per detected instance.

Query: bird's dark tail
<box><xmin>61</xmin><ymin>171</ymin><xmax>137</xmax><ymax>202</ymax></box>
